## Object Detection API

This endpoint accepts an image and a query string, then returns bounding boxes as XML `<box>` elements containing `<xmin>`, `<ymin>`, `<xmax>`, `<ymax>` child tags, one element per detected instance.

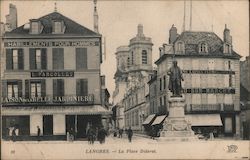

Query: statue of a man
<box><xmin>167</xmin><ymin>60</ymin><xmax>184</xmax><ymax>97</ymax></box>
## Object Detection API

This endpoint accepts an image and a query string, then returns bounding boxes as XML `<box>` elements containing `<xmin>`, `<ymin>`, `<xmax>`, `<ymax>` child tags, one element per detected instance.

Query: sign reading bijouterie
<box><xmin>2</xmin><ymin>95</ymin><xmax>94</xmax><ymax>103</ymax></box>
<box><xmin>31</xmin><ymin>71</ymin><xmax>74</xmax><ymax>77</ymax></box>
<box><xmin>4</xmin><ymin>41</ymin><xmax>99</xmax><ymax>47</ymax></box>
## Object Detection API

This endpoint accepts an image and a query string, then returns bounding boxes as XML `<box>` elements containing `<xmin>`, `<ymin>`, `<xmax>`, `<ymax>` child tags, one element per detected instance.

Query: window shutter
<box><xmin>25</xmin><ymin>80</ymin><xmax>30</xmax><ymax>98</ymax></box>
<box><xmin>82</xmin><ymin>79</ymin><xmax>88</xmax><ymax>96</ymax></box>
<box><xmin>76</xmin><ymin>79</ymin><xmax>81</xmax><ymax>96</ymax></box>
<box><xmin>41</xmin><ymin>48</ymin><xmax>47</xmax><ymax>70</ymax></box>
<box><xmin>29</xmin><ymin>48</ymin><xmax>36</xmax><ymax>70</ymax></box>
<box><xmin>76</xmin><ymin>48</ymin><xmax>87</xmax><ymax>70</ymax></box>
<box><xmin>41</xmin><ymin>79</ymin><xmax>46</xmax><ymax>97</ymax></box>
<box><xmin>59</xmin><ymin>79</ymin><xmax>64</xmax><ymax>96</ymax></box>
<box><xmin>2</xmin><ymin>80</ymin><xmax>7</xmax><ymax>98</ymax></box>
<box><xmin>18</xmin><ymin>80</ymin><xmax>22</xmax><ymax>97</ymax></box>
<box><xmin>53</xmin><ymin>79</ymin><xmax>58</xmax><ymax>97</ymax></box>
<box><xmin>53</xmin><ymin>48</ymin><xmax>64</xmax><ymax>70</ymax></box>
<box><xmin>6</xmin><ymin>49</ymin><xmax>13</xmax><ymax>70</ymax></box>
<box><xmin>18</xmin><ymin>49</ymin><xmax>24</xmax><ymax>70</ymax></box>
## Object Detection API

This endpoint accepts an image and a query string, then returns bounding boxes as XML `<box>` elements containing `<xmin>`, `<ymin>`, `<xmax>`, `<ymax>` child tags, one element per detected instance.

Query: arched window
<box><xmin>142</xmin><ymin>50</ymin><xmax>147</xmax><ymax>64</ymax></box>
<box><xmin>199</xmin><ymin>43</ymin><xmax>208</xmax><ymax>53</ymax></box>
<box><xmin>224</xmin><ymin>44</ymin><xmax>230</xmax><ymax>54</ymax></box>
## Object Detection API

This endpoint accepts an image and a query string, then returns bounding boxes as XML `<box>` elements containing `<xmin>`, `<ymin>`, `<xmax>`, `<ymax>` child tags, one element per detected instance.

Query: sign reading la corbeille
<box><xmin>31</xmin><ymin>71</ymin><xmax>74</xmax><ymax>77</ymax></box>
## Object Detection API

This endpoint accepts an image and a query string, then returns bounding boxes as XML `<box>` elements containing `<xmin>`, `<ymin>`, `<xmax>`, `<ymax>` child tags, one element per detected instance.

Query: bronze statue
<box><xmin>167</xmin><ymin>60</ymin><xmax>184</xmax><ymax>97</ymax></box>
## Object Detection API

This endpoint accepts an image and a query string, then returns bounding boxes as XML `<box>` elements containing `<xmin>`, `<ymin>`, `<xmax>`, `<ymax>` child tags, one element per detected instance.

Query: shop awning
<box><xmin>185</xmin><ymin>114</ymin><xmax>222</xmax><ymax>126</ymax></box>
<box><xmin>2</xmin><ymin>105</ymin><xmax>112</xmax><ymax>115</ymax></box>
<box><xmin>142</xmin><ymin>114</ymin><xmax>156</xmax><ymax>125</ymax></box>
<box><xmin>151</xmin><ymin>115</ymin><xmax>166</xmax><ymax>125</ymax></box>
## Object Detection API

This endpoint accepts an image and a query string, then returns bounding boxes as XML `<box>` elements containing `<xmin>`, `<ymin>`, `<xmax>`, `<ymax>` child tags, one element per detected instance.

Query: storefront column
<box><xmin>53</xmin><ymin>114</ymin><xmax>66</xmax><ymax>135</ymax></box>
<box><xmin>235</xmin><ymin>114</ymin><xmax>240</xmax><ymax>138</ymax></box>
<box><xmin>30</xmin><ymin>114</ymin><xmax>43</xmax><ymax>136</ymax></box>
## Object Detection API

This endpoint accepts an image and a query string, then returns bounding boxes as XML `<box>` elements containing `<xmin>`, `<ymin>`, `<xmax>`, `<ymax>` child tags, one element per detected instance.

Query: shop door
<box><xmin>66</xmin><ymin>115</ymin><xmax>76</xmax><ymax>133</ymax></box>
<box><xmin>43</xmin><ymin>115</ymin><xmax>53</xmax><ymax>135</ymax></box>
<box><xmin>77</xmin><ymin>115</ymin><xmax>88</xmax><ymax>138</ymax></box>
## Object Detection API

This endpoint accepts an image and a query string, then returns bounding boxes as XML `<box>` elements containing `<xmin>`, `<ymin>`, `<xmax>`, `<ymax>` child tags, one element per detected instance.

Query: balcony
<box><xmin>2</xmin><ymin>94</ymin><xmax>95</xmax><ymax>106</ymax></box>
<box><xmin>185</xmin><ymin>104</ymin><xmax>235</xmax><ymax>113</ymax></box>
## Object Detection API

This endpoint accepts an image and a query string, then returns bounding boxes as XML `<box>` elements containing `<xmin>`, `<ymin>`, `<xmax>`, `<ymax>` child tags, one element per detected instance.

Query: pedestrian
<box><xmin>37</xmin><ymin>126</ymin><xmax>41</xmax><ymax>141</ymax></box>
<box><xmin>127</xmin><ymin>127</ymin><xmax>133</xmax><ymax>142</ymax></box>
<box><xmin>98</xmin><ymin>126</ymin><xmax>107</xmax><ymax>144</ymax></box>
<box><xmin>118</xmin><ymin>128</ymin><xmax>123</xmax><ymax>138</ymax></box>
<box><xmin>87</xmin><ymin>127</ymin><xmax>95</xmax><ymax>144</ymax></box>
<box><xmin>69</xmin><ymin>127</ymin><xmax>75</xmax><ymax>141</ymax></box>
<box><xmin>12</xmin><ymin>127</ymin><xmax>16</xmax><ymax>142</ymax></box>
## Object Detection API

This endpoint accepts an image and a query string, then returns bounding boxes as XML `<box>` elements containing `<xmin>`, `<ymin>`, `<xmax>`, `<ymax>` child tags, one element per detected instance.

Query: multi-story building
<box><xmin>154</xmin><ymin>25</ymin><xmax>241</xmax><ymax>137</ymax></box>
<box><xmin>112</xmin><ymin>24</ymin><xmax>154</xmax><ymax>132</ymax></box>
<box><xmin>1</xmin><ymin>8</ymin><xmax>111</xmax><ymax>140</ymax></box>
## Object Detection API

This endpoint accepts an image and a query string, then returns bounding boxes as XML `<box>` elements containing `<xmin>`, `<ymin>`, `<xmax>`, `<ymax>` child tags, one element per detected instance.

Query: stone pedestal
<box><xmin>158</xmin><ymin>97</ymin><xmax>198</xmax><ymax>141</ymax></box>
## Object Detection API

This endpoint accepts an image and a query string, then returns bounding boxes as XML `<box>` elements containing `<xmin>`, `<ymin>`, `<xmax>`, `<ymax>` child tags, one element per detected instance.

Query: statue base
<box><xmin>157</xmin><ymin>97</ymin><xmax>198</xmax><ymax>142</ymax></box>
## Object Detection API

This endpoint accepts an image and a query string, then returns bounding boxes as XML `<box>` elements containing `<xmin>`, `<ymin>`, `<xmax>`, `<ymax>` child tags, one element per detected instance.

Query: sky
<box><xmin>1</xmin><ymin>0</ymin><xmax>249</xmax><ymax>100</ymax></box>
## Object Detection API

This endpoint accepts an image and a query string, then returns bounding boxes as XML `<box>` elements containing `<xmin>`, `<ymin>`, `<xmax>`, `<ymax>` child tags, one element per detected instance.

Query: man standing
<box><xmin>37</xmin><ymin>126</ymin><xmax>41</xmax><ymax>141</ymax></box>
<box><xmin>127</xmin><ymin>127</ymin><xmax>133</xmax><ymax>142</ymax></box>
<box><xmin>167</xmin><ymin>60</ymin><xmax>184</xmax><ymax>97</ymax></box>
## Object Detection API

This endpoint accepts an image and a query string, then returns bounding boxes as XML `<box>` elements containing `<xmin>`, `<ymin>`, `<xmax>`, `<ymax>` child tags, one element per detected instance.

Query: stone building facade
<box><xmin>1</xmin><ymin>11</ymin><xmax>111</xmax><ymax>140</ymax></box>
<box><xmin>112</xmin><ymin>24</ymin><xmax>154</xmax><ymax>132</ymax></box>
<box><xmin>153</xmin><ymin>25</ymin><xmax>241</xmax><ymax>137</ymax></box>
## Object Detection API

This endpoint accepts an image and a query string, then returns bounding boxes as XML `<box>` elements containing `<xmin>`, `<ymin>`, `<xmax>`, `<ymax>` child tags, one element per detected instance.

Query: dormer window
<box><xmin>199</xmin><ymin>42</ymin><xmax>208</xmax><ymax>53</ymax></box>
<box><xmin>52</xmin><ymin>20</ymin><xmax>65</xmax><ymax>34</ymax></box>
<box><xmin>30</xmin><ymin>20</ymin><xmax>43</xmax><ymax>34</ymax></box>
<box><xmin>223</xmin><ymin>43</ymin><xmax>232</xmax><ymax>54</ymax></box>
<box><xmin>175</xmin><ymin>41</ymin><xmax>184</xmax><ymax>54</ymax></box>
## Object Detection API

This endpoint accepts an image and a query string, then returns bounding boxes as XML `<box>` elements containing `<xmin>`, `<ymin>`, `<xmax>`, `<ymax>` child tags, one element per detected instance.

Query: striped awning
<box><xmin>185</xmin><ymin>114</ymin><xmax>222</xmax><ymax>126</ymax></box>
<box><xmin>151</xmin><ymin>115</ymin><xmax>166</xmax><ymax>125</ymax></box>
<box><xmin>142</xmin><ymin>114</ymin><xmax>156</xmax><ymax>125</ymax></box>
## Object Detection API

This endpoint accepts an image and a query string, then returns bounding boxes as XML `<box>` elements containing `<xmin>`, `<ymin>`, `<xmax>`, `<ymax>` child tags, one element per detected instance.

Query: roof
<box><xmin>5</xmin><ymin>12</ymin><xmax>101</xmax><ymax>37</ymax></box>
<box><xmin>155</xmin><ymin>31</ymin><xmax>241</xmax><ymax>65</ymax></box>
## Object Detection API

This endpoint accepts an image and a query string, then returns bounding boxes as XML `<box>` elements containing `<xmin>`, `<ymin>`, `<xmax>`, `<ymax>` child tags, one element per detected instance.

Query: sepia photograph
<box><xmin>0</xmin><ymin>0</ymin><xmax>249</xmax><ymax>159</ymax></box>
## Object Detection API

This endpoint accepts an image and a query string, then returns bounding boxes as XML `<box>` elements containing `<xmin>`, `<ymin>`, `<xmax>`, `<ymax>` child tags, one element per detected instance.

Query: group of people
<box><xmin>7</xmin><ymin>126</ymin><xmax>19</xmax><ymax>141</ymax></box>
<box><xmin>86</xmin><ymin>126</ymin><xmax>107</xmax><ymax>144</ymax></box>
<box><xmin>114</xmin><ymin>127</ymin><xmax>133</xmax><ymax>142</ymax></box>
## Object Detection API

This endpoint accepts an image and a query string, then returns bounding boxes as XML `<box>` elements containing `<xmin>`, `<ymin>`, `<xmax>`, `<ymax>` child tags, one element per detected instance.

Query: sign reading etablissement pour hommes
<box><xmin>4</xmin><ymin>41</ymin><xmax>99</xmax><ymax>47</ymax></box>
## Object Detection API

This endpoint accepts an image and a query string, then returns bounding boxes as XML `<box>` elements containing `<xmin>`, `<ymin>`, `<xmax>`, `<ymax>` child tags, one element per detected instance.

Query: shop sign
<box><xmin>4</xmin><ymin>41</ymin><xmax>99</xmax><ymax>47</ymax></box>
<box><xmin>31</xmin><ymin>71</ymin><xmax>74</xmax><ymax>77</ymax></box>
<box><xmin>2</xmin><ymin>95</ymin><xmax>94</xmax><ymax>104</ymax></box>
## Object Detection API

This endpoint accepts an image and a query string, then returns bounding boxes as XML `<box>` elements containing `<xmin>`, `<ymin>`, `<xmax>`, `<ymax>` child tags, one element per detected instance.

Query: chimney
<box><xmin>137</xmin><ymin>24</ymin><xmax>144</xmax><ymax>37</ymax></box>
<box><xmin>5</xmin><ymin>3</ymin><xmax>17</xmax><ymax>31</ymax></box>
<box><xmin>223</xmin><ymin>24</ymin><xmax>232</xmax><ymax>44</ymax></box>
<box><xmin>169</xmin><ymin>24</ymin><xmax>177</xmax><ymax>44</ymax></box>
<box><xmin>93</xmin><ymin>0</ymin><xmax>99</xmax><ymax>33</ymax></box>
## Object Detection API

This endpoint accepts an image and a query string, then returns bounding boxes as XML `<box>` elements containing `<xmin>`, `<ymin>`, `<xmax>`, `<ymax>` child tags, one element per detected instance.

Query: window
<box><xmin>159</xmin><ymin>78</ymin><xmax>162</xmax><ymax>91</ymax></box>
<box><xmin>163</xmin><ymin>95</ymin><xmax>166</xmax><ymax>106</ymax></box>
<box><xmin>76</xmin><ymin>79</ymin><xmax>88</xmax><ymax>96</ymax></box>
<box><xmin>12</xmin><ymin>49</ymin><xmax>18</xmax><ymax>69</ymax></box>
<box><xmin>29</xmin><ymin>48</ymin><xmax>47</xmax><ymax>70</ymax></box>
<box><xmin>52</xmin><ymin>48</ymin><xmax>64</xmax><ymax>69</ymax></box>
<box><xmin>54</xmin><ymin>21</ymin><xmax>62</xmax><ymax>33</ymax></box>
<box><xmin>31</xmin><ymin>22</ymin><xmax>39</xmax><ymax>34</ymax></box>
<box><xmin>53</xmin><ymin>79</ymin><xmax>64</xmax><ymax>97</ymax></box>
<box><xmin>76</xmin><ymin>48</ymin><xmax>87</xmax><ymax>70</ymax></box>
<box><xmin>224</xmin><ymin>44</ymin><xmax>231</xmax><ymax>54</ymax></box>
<box><xmin>176</xmin><ymin>41</ymin><xmax>184</xmax><ymax>52</ymax></box>
<box><xmin>224</xmin><ymin>117</ymin><xmax>233</xmax><ymax>133</ymax></box>
<box><xmin>142</xmin><ymin>50</ymin><xmax>147</xmax><ymax>64</ymax></box>
<box><xmin>6</xmin><ymin>49</ymin><xmax>24</xmax><ymax>70</ymax></box>
<box><xmin>7</xmin><ymin>83</ymin><xmax>18</xmax><ymax>98</ymax></box>
<box><xmin>199</xmin><ymin>43</ymin><xmax>208</xmax><ymax>53</ymax></box>
<box><xmin>163</xmin><ymin>75</ymin><xmax>166</xmax><ymax>89</ymax></box>
<box><xmin>30</xmin><ymin>82</ymin><xmax>41</xmax><ymax>98</ymax></box>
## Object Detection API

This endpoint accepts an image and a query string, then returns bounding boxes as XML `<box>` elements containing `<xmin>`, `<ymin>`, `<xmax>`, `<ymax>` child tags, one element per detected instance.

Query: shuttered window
<box><xmin>25</xmin><ymin>79</ymin><xmax>46</xmax><ymax>98</ymax></box>
<box><xmin>30</xmin><ymin>48</ymin><xmax>47</xmax><ymax>70</ymax></box>
<box><xmin>6</xmin><ymin>80</ymin><xmax>22</xmax><ymax>98</ymax></box>
<box><xmin>52</xmin><ymin>48</ymin><xmax>64</xmax><ymax>70</ymax></box>
<box><xmin>6</xmin><ymin>49</ymin><xmax>24</xmax><ymax>70</ymax></box>
<box><xmin>76</xmin><ymin>48</ymin><xmax>87</xmax><ymax>70</ymax></box>
<box><xmin>142</xmin><ymin>50</ymin><xmax>147</xmax><ymax>64</ymax></box>
<box><xmin>53</xmin><ymin>79</ymin><xmax>64</xmax><ymax>97</ymax></box>
<box><xmin>76</xmin><ymin>79</ymin><xmax>88</xmax><ymax>96</ymax></box>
